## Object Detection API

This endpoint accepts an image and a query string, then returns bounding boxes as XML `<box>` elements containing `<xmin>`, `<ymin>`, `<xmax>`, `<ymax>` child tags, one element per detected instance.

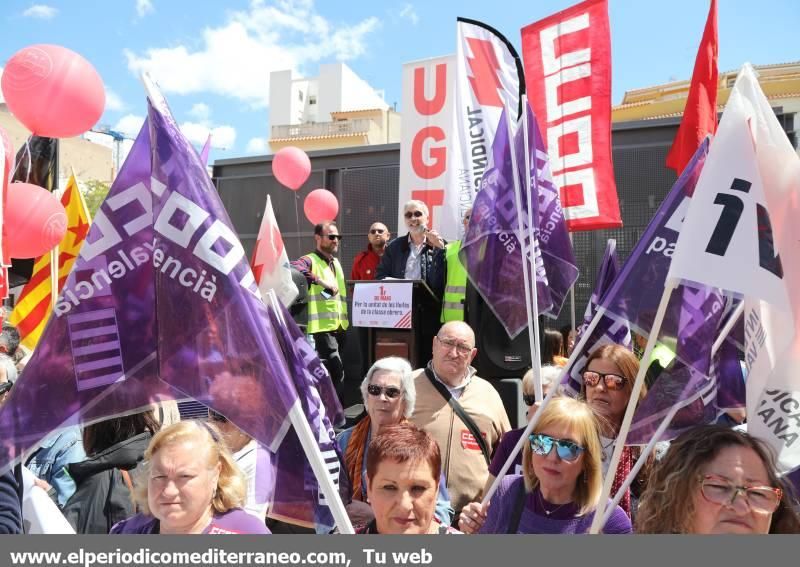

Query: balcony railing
<box><xmin>270</xmin><ymin>119</ymin><xmax>372</xmax><ymax>139</ymax></box>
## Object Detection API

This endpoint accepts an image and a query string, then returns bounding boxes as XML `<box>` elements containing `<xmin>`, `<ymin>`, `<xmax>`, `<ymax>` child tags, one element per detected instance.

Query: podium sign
<box><xmin>352</xmin><ymin>282</ymin><xmax>413</xmax><ymax>328</ymax></box>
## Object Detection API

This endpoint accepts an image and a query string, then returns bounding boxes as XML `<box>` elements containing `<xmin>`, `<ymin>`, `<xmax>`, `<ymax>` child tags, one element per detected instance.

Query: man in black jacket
<box><xmin>377</xmin><ymin>200</ymin><xmax>447</xmax><ymax>364</ymax></box>
<box><xmin>0</xmin><ymin>470</ymin><xmax>22</xmax><ymax>534</ymax></box>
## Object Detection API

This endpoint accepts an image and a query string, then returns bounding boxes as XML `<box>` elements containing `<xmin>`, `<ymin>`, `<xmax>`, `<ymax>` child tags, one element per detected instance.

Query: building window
<box><xmin>309</xmin><ymin>95</ymin><xmax>317</xmax><ymax>105</ymax></box>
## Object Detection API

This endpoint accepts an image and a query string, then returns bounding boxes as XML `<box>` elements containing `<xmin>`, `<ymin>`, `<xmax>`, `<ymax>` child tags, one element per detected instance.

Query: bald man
<box><xmin>410</xmin><ymin>321</ymin><xmax>510</xmax><ymax>516</ymax></box>
<box><xmin>351</xmin><ymin>222</ymin><xmax>389</xmax><ymax>281</ymax></box>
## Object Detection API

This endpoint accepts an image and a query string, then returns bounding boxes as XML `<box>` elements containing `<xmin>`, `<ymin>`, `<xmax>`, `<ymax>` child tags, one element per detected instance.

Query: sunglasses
<box><xmin>367</xmin><ymin>383</ymin><xmax>402</xmax><ymax>399</ymax></box>
<box><xmin>325</xmin><ymin>234</ymin><xmax>343</xmax><ymax>241</ymax></box>
<box><xmin>522</xmin><ymin>394</ymin><xmax>536</xmax><ymax>407</ymax></box>
<box><xmin>529</xmin><ymin>433</ymin><xmax>585</xmax><ymax>462</ymax></box>
<box><xmin>582</xmin><ymin>370</ymin><xmax>628</xmax><ymax>391</ymax></box>
<box><xmin>404</xmin><ymin>211</ymin><xmax>424</xmax><ymax>219</ymax></box>
<box><xmin>700</xmin><ymin>475</ymin><xmax>782</xmax><ymax>514</ymax></box>
<box><xmin>464</xmin><ymin>214</ymin><xmax>471</xmax><ymax>221</ymax></box>
<box><xmin>208</xmin><ymin>410</ymin><xmax>228</xmax><ymax>423</ymax></box>
<box><xmin>0</xmin><ymin>382</ymin><xmax>12</xmax><ymax>396</ymax></box>
<box><xmin>369</xmin><ymin>229</ymin><xmax>386</xmax><ymax>235</ymax></box>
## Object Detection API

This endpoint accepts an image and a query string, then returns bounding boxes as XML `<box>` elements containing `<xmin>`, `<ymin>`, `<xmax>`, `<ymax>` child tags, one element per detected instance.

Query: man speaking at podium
<box><xmin>376</xmin><ymin>200</ymin><xmax>446</xmax><ymax>363</ymax></box>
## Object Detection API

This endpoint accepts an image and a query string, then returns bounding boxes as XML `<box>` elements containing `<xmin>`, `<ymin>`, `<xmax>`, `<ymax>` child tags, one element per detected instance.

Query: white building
<box><xmin>268</xmin><ymin>63</ymin><xmax>401</xmax><ymax>153</ymax></box>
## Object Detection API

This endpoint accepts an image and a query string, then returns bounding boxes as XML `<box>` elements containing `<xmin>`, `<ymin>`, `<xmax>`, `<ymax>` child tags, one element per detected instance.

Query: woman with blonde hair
<box><xmin>476</xmin><ymin>396</ymin><xmax>631</xmax><ymax>534</ymax></box>
<box><xmin>111</xmin><ymin>420</ymin><xmax>269</xmax><ymax>534</ymax></box>
<box><xmin>636</xmin><ymin>425</ymin><xmax>800</xmax><ymax>534</ymax></box>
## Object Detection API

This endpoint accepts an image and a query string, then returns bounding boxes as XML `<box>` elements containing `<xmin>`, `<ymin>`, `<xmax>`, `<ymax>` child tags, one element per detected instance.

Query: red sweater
<box><xmin>350</xmin><ymin>245</ymin><xmax>382</xmax><ymax>280</ymax></box>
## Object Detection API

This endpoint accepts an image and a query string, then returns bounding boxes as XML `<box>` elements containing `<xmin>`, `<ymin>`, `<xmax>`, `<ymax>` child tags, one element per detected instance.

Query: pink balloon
<box><xmin>303</xmin><ymin>189</ymin><xmax>339</xmax><ymax>225</ymax></box>
<box><xmin>272</xmin><ymin>146</ymin><xmax>311</xmax><ymax>190</ymax></box>
<box><xmin>5</xmin><ymin>182</ymin><xmax>67</xmax><ymax>259</ymax></box>
<box><xmin>1</xmin><ymin>44</ymin><xmax>105</xmax><ymax>138</ymax></box>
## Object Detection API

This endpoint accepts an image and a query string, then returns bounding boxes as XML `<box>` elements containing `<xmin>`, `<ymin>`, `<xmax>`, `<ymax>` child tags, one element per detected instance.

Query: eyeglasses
<box><xmin>369</xmin><ymin>229</ymin><xmax>386</xmax><ymax>235</ymax></box>
<box><xmin>699</xmin><ymin>475</ymin><xmax>782</xmax><ymax>514</ymax></box>
<box><xmin>325</xmin><ymin>234</ymin><xmax>342</xmax><ymax>241</ymax></box>
<box><xmin>208</xmin><ymin>410</ymin><xmax>228</xmax><ymax>423</ymax></box>
<box><xmin>523</xmin><ymin>394</ymin><xmax>536</xmax><ymax>407</ymax></box>
<box><xmin>582</xmin><ymin>370</ymin><xmax>628</xmax><ymax>391</ymax></box>
<box><xmin>404</xmin><ymin>211</ymin><xmax>424</xmax><ymax>219</ymax></box>
<box><xmin>435</xmin><ymin>336</ymin><xmax>473</xmax><ymax>356</ymax></box>
<box><xmin>367</xmin><ymin>383</ymin><xmax>402</xmax><ymax>399</ymax></box>
<box><xmin>529</xmin><ymin>434</ymin><xmax>585</xmax><ymax>462</ymax></box>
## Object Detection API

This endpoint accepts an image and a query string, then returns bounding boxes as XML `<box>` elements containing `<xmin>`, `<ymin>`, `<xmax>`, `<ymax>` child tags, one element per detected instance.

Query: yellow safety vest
<box><xmin>441</xmin><ymin>241</ymin><xmax>467</xmax><ymax>323</ymax></box>
<box><xmin>305</xmin><ymin>253</ymin><xmax>348</xmax><ymax>333</ymax></box>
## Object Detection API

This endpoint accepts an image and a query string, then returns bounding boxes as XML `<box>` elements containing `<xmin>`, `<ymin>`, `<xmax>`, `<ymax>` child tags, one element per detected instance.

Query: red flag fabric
<box><xmin>666</xmin><ymin>0</ymin><xmax>718</xmax><ymax>174</ymax></box>
<box><xmin>521</xmin><ymin>0</ymin><xmax>622</xmax><ymax>232</ymax></box>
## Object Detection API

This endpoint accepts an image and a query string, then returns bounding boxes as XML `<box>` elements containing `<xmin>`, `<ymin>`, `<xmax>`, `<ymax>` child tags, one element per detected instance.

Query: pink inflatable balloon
<box><xmin>303</xmin><ymin>189</ymin><xmax>339</xmax><ymax>225</ymax></box>
<box><xmin>1</xmin><ymin>44</ymin><xmax>105</xmax><ymax>138</ymax></box>
<box><xmin>272</xmin><ymin>146</ymin><xmax>311</xmax><ymax>190</ymax></box>
<box><xmin>5</xmin><ymin>182</ymin><xmax>68</xmax><ymax>259</ymax></box>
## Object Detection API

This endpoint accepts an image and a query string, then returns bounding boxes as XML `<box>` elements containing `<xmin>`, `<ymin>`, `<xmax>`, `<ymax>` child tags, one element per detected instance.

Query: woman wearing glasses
<box><xmin>636</xmin><ymin>425</ymin><xmax>800</xmax><ymax>533</ymax></box>
<box><xmin>337</xmin><ymin>357</ymin><xmax>453</xmax><ymax>527</ymax></box>
<box><xmin>477</xmin><ymin>396</ymin><xmax>631</xmax><ymax>534</ymax></box>
<box><xmin>580</xmin><ymin>344</ymin><xmax>652</xmax><ymax>517</ymax></box>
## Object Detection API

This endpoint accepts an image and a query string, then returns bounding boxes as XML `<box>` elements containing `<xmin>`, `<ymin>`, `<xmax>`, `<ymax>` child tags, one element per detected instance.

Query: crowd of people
<box><xmin>1</xmin><ymin>199</ymin><xmax>799</xmax><ymax>536</ymax></box>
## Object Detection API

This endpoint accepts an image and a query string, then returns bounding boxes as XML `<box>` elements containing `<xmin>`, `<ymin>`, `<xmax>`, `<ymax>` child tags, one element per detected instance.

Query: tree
<box><xmin>79</xmin><ymin>179</ymin><xmax>110</xmax><ymax>218</ymax></box>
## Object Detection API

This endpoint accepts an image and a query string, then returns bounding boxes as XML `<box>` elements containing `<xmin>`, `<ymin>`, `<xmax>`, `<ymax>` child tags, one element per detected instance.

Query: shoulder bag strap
<box><xmin>424</xmin><ymin>367</ymin><xmax>491</xmax><ymax>465</ymax></box>
<box><xmin>506</xmin><ymin>480</ymin><xmax>526</xmax><ymax>534</ymax></box>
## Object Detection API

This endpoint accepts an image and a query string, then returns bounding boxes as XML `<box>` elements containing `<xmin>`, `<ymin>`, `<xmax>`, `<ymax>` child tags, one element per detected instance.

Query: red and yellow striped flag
<box><xmin>9</xmin><ymin>174</ymin><xmax>91</xmax><ymax>350</ymax></box>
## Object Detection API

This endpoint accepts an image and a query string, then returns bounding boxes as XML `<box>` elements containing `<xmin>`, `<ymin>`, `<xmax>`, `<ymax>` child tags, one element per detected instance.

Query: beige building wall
<box><xmin>1</xmin><ymin>103</ymin><xmax>114</xmax><ymax>187</ymax></box>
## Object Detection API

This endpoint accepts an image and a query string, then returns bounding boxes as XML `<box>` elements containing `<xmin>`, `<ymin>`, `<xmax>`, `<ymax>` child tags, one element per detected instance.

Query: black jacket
<box><xmin>0</xmin><ymin>470</ymin><xmax>22</xmax><ymax>534</ymax></box>
<box><xmin>62</xmin><ymin>432</ymin><xmax>151</xmax><ymax>534</ymax></box>
<box><xmin>376</xmin><ymin>234</ymin><xmax>446</xmax><ymax>299</ymax></box>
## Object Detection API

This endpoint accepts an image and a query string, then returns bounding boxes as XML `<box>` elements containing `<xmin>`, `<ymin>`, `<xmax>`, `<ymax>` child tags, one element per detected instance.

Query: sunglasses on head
<box><xmin>529</xmin><ymin>433</ymin><xmax>584</xmax><ymax>462</ymax></box>
<box><xmin>404</xmin><ymin>211</ymin><xmax>424</xmax><ymax>219</ymax></box>
<box><xmin>208</xmin><ymin>410</ymin><xmax>228</xmax><ymax>423</ymax></box>
<box><xmin>369</xmin><ymin>228</ymin><xmax>386</xmax><ymax>235</ymax></box>
<box><xmin>582</xmin><ymin>370</ymin><xmax>628</xmax><ymax>391</ymax></box>
<box><xmin>325</xmin><ymin>234</ymin><xmax>342</xmax><ymax>241</ymax></box>
<box><xmin>367</xmin><ymin>383</ymin><xmax>402</xmax><ymax>399</ymax></box>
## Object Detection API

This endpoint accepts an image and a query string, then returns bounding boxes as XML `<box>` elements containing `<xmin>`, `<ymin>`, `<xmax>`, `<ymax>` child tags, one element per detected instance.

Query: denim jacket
<box><xmin>25</xmin><ymin>426</ymin><xmax>86</xmax><ymax>507</ymax></box>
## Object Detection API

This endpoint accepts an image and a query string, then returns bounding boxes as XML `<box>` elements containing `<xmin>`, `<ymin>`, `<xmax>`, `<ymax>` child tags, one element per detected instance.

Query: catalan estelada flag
<box><xmin>9</xmin><ymin>174</ymin><xmax>91</xmax><ymax>350</ymax></box>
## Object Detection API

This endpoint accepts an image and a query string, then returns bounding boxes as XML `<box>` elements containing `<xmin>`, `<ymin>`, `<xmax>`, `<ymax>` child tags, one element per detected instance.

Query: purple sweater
<box><xmin>111</xmin><ymin>509</ymin><xmax>271</xmax><ymax>534</ymax></box>
<box><xmin>478</xmin><ymin>475</ymin><xmax>632</xmax><ymax>534</ymax></box>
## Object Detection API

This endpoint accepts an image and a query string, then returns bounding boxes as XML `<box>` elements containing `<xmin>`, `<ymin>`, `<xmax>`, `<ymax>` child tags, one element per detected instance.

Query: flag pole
<box><xmin>569</xmin><ymin>233</ymin><xmax>576</xmax><ymax>333</ymax></box>
<box><xmin>268</xmin><ymin>292</ymin><xmax>353</xmax><ymax>534</ymax></box>
<box><xmin>589</xmin><ymin>277</ymin><xmax>678</xmax><ymax>534</ymax></box>
<box><xmin>599</xmin><ymin>301</ymin><xmax>744</xmax><ymax>526</ymax></box>
<box><xmin>506</xmin><ymin>106</ymin><xmax>543</xmax><ymax>401</ymax></box>
<box><xmin>483</xmin><ymin>304</ymin><xmax>607</xmax><ymax>503</ymax></box>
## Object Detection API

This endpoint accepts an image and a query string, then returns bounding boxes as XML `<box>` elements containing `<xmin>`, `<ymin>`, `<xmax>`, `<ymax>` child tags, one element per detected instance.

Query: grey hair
<box><xmin>0</xmin><ymin>354</ymin><xmax>18</xmax><ymax>384</ymax></box>
<box><xmin>360</xmin><ymin>356</ymin><xmax>415</xmax><ymax>418</ymax></box>
<box><xmin>522</xmin><ymin>364</ymin><xmax>561</xmax><ymax>395</ymax></box>
<box><xmin>403</xmin><ymin>200</ymin><xmax>429</xmax><ymax>217</ymax></box>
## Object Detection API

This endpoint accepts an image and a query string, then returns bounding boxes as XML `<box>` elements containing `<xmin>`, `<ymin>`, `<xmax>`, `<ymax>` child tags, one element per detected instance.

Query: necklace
<box><xmin>538</xmin><ymin>489</ymin><xmax>570</xmax><ymax>517</ymax></box>
<box><xmin>600</xmin><ymin>436</ymin><xmax>615</xmax><ymax>462</ymax></box>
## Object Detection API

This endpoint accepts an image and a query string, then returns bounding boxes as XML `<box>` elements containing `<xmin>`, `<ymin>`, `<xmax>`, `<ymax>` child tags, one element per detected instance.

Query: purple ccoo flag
<box><xmin>516</xmin><ymin>103</ymin><xmax>578</xmax><ymax>319</ymax></box>
<box><xmin>0</xmin><ymin>120</ymin><xmax>178</xmax><ymax>472</ymax></box>
<box><xmin>145</xmin><ymin>85</ymin><xmax>300</xmax><ymax>451</ymax></box>
<box><xmin>266</xmin><ymin>297</ymin><xmax>350</xmax><ymax>533</ymax></box>
<box><xmin>460</xmin><ymin>108</ymin><xmax>553</xmax><ymax>339</ymax></box>
<box><xmin>563</xmin><ymin>239</ymin><xmax>631</xmax><ymax>396</ymax></box>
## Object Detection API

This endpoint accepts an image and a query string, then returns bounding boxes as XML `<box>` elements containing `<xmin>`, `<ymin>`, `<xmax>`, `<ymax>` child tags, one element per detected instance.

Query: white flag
<box><xmin>452</xmin><ymin>18</ymin><xmax>522</xmax><ymax>239</ymax></box>
<box><xmin>251</xmin><ymin>195</ymin><xmax>299</xmax><ymax>308</ymax></box>
<box><xmin>668</xmin><ymin>64</ymin><xmax>800</xmax><ymax>473</ymax></box>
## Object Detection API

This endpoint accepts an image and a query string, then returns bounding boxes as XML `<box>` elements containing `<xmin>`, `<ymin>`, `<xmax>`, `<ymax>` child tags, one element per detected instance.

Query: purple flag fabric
<box><xmin>563</xmin><ymin>239</ymin><xmax>631</xmax><ymax>396</ymax></box>
<box><xmin>146</xmin><ymin>91</ymin><xmax>300</xmax><ymax>450</ymax></box>
<box><xmin>460</xmin><ymin>109</ymin><xmax>553</xmax><ymax>339</ymax></box>
<box><xmin>200</xmin><ymin>134</ymin><xmax>211</xmax><ymax>167</ymax></box>
<box><xmin>516</xmin><ymin>104</ymin><xmax>579</xmax><ymax>319</ymax></box>
<box><xmin>0</xmin><ymin>121</ymin><xmax>176</xmax><ymax>471</ymax></box>
<box><xmin>266</xmin><ymin>298</ymin><xmax>350</xmax><ymax>533</ymax></box>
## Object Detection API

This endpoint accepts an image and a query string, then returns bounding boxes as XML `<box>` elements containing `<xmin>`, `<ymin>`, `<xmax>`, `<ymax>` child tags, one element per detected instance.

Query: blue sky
<box><xmin>2</xmin><ymin>0</ymin><xmax>798</xmax><ymax>163</ymax></box>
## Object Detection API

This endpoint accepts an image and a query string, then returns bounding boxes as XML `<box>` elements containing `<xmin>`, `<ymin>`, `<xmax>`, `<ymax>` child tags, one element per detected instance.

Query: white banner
<box><xmin>352</xmin><ymin>281</ymin><xmax>413</xmax><ymax>329</ymax></box>
<box><xmin>452</xmin><ymin>19</ymin><xmax>522</xmax><ymax>238</ymax></box>
<box><xmin>399</xmin><ymin>55</ymin><xmax>456</xmax><ymax>239</ymax></box>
